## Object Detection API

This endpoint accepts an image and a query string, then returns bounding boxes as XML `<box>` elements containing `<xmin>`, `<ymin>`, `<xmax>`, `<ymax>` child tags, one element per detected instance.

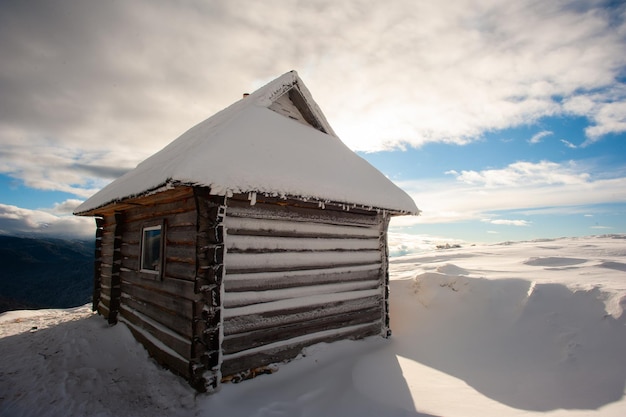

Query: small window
<box><xmin>141</xmin><ymin>225</ymin><xmax>163</xmax><ymax>274</ymax></box>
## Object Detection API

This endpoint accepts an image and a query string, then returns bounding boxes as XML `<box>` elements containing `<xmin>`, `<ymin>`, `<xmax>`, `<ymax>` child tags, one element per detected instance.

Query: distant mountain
<box><xmin>0</xmin><ymin>235</ymin><xmax>93</xmax><ymax>313</ymax></box>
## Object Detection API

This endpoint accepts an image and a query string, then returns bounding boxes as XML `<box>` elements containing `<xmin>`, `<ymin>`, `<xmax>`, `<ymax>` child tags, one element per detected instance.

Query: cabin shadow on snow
<box><xmin>390</xmin><ymin>277</ymin><xmax>626</xmax><ymax>411</ymax></box>
<box><xmin>0</xmin><ymin>314</ymin><xmax>194</xmax><ymax>417</ymax></box>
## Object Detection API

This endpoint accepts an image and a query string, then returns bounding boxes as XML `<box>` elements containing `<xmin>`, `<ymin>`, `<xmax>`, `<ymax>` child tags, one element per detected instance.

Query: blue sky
<box><xmin>1</xmin><ymin>0</ymin><xmax>625</xmax><ymax>243</ymax></box>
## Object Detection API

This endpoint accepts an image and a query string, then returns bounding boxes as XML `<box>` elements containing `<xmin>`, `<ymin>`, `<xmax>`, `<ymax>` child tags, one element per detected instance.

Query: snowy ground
<box><xmin>1</xmin><ymin>235</ymin><xmax>625</xmax><ymax>417</ymax></box>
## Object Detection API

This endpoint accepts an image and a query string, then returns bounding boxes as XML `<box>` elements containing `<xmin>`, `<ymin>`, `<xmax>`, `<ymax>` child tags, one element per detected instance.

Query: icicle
<box><xmin>248</xmin><ymin>192</ymin><xmax>257</xmax><ymax>206</ymax></box>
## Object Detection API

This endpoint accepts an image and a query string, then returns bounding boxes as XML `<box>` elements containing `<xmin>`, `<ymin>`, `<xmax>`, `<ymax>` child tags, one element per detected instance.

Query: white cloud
<box><xmin>528</xmin><ymin>130</ymin><xmax>553</xmax><ymax>144</ymax></box>
<box><xmin>453</xmin><ymin>161</ymin><xmax>590</xmax><ymax>187</ymax></box>
<box><xmin>400</xmin><ymin>160</ymin><xmax>626</xmax><ymax>224</ymax></box>
<box><xmin>483</xmin><ymin>219</ymin><xmax>531</xmax><ymax>227</ymax></box>
<box><xmin>561</xmin><ymin>139</ymin><xmax>578</xmax><ymax>149</ymax></box>
<box><xmin>0</xmin><ymin>0</ymin><xmax>625</xmax><ymax>197</ymax></box>
<box><xmin>0</xmin><ymin>203</ymin><xmax>95</xmax><ymax>238</ymax></box>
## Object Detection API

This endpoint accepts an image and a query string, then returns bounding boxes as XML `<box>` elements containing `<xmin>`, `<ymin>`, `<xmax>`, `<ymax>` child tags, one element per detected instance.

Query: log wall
<box><xmin>94</xmin><ymin>214</ymin><xmax>117</xmax><ymax>320</ymax></box>
<box><xmin>115</xmin><ymin>188</ymin><xmax>198</xmax><ymax>379</ymax></box>
<box><xmin>220</xmin><ymin>196</ymin><xmax>389</xmax><ymax>378</ymax></box>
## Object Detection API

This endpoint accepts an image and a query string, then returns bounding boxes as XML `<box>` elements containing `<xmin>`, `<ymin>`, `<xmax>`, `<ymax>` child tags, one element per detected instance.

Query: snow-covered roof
<box><xmin>75</xmin><ymin>71</ymin><xmax>419</xmax><ymax>215</ymax></box>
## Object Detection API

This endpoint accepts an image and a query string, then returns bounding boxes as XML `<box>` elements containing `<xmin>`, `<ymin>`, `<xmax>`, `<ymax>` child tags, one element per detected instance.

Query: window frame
<box><xmin>139</xmin><ymin>221</ymin><xmax>165</xmax><ymax>279</ymax></box>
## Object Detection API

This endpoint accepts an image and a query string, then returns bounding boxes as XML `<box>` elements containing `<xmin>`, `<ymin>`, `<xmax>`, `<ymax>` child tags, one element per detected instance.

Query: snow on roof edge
<box><xmin>74</xmin><ymin>178</ymin><xmax>419</xmax><ymax>216</ymax></box>
<box><xmin>74</xmin><ymin>71</ymin><xmax>419</xmax><ymax>216</ymax></box>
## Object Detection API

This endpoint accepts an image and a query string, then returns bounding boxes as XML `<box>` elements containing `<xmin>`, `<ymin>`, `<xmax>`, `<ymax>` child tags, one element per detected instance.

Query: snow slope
<box><xmin>1</xmin><ymin>235</ymin><xmax>625</xmax><ymax>417</ymax></box>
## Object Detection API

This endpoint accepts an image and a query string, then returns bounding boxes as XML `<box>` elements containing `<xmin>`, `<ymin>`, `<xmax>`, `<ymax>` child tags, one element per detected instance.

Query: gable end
<box><xmin>268</xmin><ymin>89</ymin><xmax>328</xmax><ymax>134</ymax></box>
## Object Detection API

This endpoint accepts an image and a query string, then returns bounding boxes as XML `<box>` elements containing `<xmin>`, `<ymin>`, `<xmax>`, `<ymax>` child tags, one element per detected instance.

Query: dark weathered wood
<box><xmin>120</xmin><ymin>193</ymin><xmax>196</xmax><ymax>224</ymax></box>
<box><xmin>223</xmin><ymin>294</ymin><xmax>382</xmax><ymax>335</ymax></box>
<box><xmin>190</xmin><ymin>188</ymin><xmax>226</xmax><ymax>392</ymax></box>
<box><xmin>120</xmin><ymin>269</ymin><xmax>197</xmax><ymax>301</ymax></box>
<box><xmin>95</xmin><ymin>214</ymin><xmax>116</xmax><ymax>319</ymax></box>
<box><xmin>164</xmin><ymin>261</ymin><xmax>197</xmax><ymax>281</ymax></box>
<box><xmin>225</xmin><ymin>251</ymin><xmax>382</xmax><ymax>274</ymax></box>
<box><xmin>122</xmin><ymin>318</ymin><xmax>191</xmax><ymax>379</ymax></box>
<box><xmin>97</xmin><ymin>301</ymin><xmax>110</xmax><ymax>318</ymax></box>
<box><xmin>224</xmin><ymin>266</ymin><xmax>382</xmax><ymax>292</ymax></box>
<box><xmin>222</xmin><ymin>306</ymin><xmax>382</xmax><ymax>355</ymax></box>
<box><xmin>107</xmin><ymin>212</ymin><xmax>123</xmax><ymax>324</ymax></box>
<box><xmin>93</xmin><ymin>217</ymin><xmax>104</xmax><ymax>312</ymax></box>
<box><xmin>166</xmin><ymin>225</ymin><xmax>197</xmax><ymax>245</ymax></box>
<box><xmin>121</xmin><ymin>294</ymin><xmax>193</xmax><ymax>338</ymax></box>
<box><xmin>165</xmin><ymin>244</ymin><xmax>196</xmax><ymax>263</ymax></box>
<box><xmin>226</xmin><ymin>235</ymin><xmax>380</xmax><ymax>254</ymax></box>
<box><xmin>225</xmin><ymin>217</ymin><xmax>379</xmax><ymax>240</ymax></box>
<box><xmin>122</xmin><ymin>281</ymin><xmax>194</xmax><ymax>320</ymax></box>
<box><xmin>288</xmin><ymin>88</ymin><xmax>326</xmax><ymax>132</ymax></box>
<box><xmin>380</xmin><ymin>213</ymin><xmax>392</xmax><ymax>337</ymax></box>
<box><xmin>227</xmin><ymin>197</ymin><xmax>379</xmax><ymax>227</ymax></box>
<box><xmin>120</xmin><ymin>305</ymin><xmax>192</xmax><ymax>360</ymax></box>
<box><xmin>221</xmin><ymin>322</ymin><xmax>381</xmax><ymax>377</ymax></box>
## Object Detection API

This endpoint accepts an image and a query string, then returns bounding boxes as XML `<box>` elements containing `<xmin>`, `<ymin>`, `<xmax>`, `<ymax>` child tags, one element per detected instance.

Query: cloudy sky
<box><xmin>0</xmin><ymin>0</ymin><xmax>625</xmax><ymax>243</ymax></box>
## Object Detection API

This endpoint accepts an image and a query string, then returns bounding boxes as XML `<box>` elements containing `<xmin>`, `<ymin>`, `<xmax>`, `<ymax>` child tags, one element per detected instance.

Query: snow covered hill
<box><xmin>1</xmin><ymin>235</ymin><xmax>625</xmax><ymax>417</ymax></box>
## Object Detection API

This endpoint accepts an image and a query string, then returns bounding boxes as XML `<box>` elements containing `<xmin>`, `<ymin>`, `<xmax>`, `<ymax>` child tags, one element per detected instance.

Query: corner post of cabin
<box><xmin>92</xmin><ymin>216</ymin><xmax>104</xmax><ymax>312</ymax></box>
<box><xmin>191</xmin><ymin>188</ymin><xmax>226</xmax><ymax>392</ymax></box>
<box><xmin>380</xmin><ymin>211</ymin><xmax>392</xmax><ymax>338</ymax></box>
<box><xmin>108</xmin><ymin>211</ymin><xmax>124</xmax><ymax>325</ymax></box>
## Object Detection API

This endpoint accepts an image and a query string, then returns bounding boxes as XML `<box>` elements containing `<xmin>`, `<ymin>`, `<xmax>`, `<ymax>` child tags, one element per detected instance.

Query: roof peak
<box><xmin>246</xmin><ymin>71</ymin><xmax>336</xmax><ymax>137</ymax></box>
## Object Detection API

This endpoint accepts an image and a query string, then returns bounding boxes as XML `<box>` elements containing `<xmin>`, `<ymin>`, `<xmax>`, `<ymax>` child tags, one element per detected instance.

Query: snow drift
<box><xmin>1</xmin><ymin>235</ymin><xmax>625</xmax><ymax>417</ymax></box>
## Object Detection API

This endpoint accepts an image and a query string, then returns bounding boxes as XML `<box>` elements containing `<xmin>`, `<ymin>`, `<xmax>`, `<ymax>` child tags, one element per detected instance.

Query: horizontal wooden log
<box><xmin>224</xmin><ymin>250</ymin><xmax>381</xmax><ymax>274</ymax></box>
<box><xmin>226</xmin><ymin>235</ymin><xmax>380</xmax><ymax>253</ymax></box>
<box><xmin>120</xmin><ymin>305</ymin><xmax>192</xmax><ymax>360</ymax></box>
<box><xmin>227</xmin><ymin>197</ymin><xmax>380</xmax><ymax>227</ymax></box>
<box><xmin>166</xmin><ymin>244</ymin><xmax>196</xmax><ymax>262</ymax></box>
<box><xmin>223</xmin><ymin>294</ymin><xmax>382</xmax><ymax>335</ymax></box>
<box><xmin>97</xmin><ymin>301</ymin><xmax>110</xmax><ymax>318</ymax></box>
<box><xmin>224</xmin><ymin>216</ymin><xmax>380</xmax><ymax>239</ymax></box>
<box><xmin>100</xmin><ymin>243</ymin><xmax>119</xmax><ymax>260</ymax></box>
<box><xmin>120</xmin><ymin>242</ymin><xmax>140</xmax><ymax>258</ymax></box>
<box><xmin>122</xmin><ymin>198</ymin><xmax>196</xmax><ymax>224</ymax></box>
<box><xmin>222</xmin><ymin>306</ymin><xmax>381</xmax><ymax>355</ymax></box>
<box><xmin>221</xmin><ymin>322</ymin><xmax>381</xmax><ymax>377</ymax></box>
<box><xmin>166</xmin><ymin>225</ymin><xmax>196</xmax><ymax>245</ymax></box>
<box><xmin>164</xmin><ymin>261</ymin><xmax>196</xmax><ymax>281</ymax></box>
<box><xmin>223</xmin><ymin>280</ymin><xmax>380</xmax><ymax>308</ymax></box>
<box><xmin>99</xmin><ymin>274</ymin><xmax>112</xmax><ymax>289</ymax></box>
<box><xmin>121</xmin><ymin>294</ymin><xmax>193</xmax><ymax>338</ymax></box>
<box><xmin>121</xmin><ymin>317</ymin><xmax>191</xmax><ymax>379</ymax></box>
<box><xmin>121</xmin><ymin>281</ymin><xmax>194</xmax><ymax>320</ymax></box>
<box><xmin>224</xmin><ymin>264</ymin><xmax>382</xmax><ymax>292</ymax></box>
<box><xmin>120</xmin><ymin>269</ymin><xmax>197</xmax><ymax>301</ymax></box>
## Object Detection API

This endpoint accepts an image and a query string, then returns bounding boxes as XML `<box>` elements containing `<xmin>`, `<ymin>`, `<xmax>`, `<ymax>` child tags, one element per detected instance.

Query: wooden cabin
<box><xmin>74</xmin><ymin>71</ymin><xmax>419</xmax><ymax>392</ymax></box>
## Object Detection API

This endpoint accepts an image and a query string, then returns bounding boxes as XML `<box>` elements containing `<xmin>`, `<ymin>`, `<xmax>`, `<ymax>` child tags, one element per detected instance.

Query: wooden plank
<box><xmin>226</xmin><ymin>235</ymin><xmax>380</xmax><ymax>253</ymax></box>
<box><xmin>164</xmin><ymin>261</ymin><xmax>196</xmax><ymax>281</ymax></box>
<box><xmin>121</xmin><ymin>294</ymin><xmax>193</xmax><ymax>338</ymax></box>
<box><xmin>97</xmin><ymin>301</ymin><xmax>110</xmax><ymax>318</ymax></box>
<box><xmin>224</xmin><ymin>264</ymin><xmax>382</xmax><ymax>292</ymax></box>
<box><xmin>227</xmin><ymin>195</ymin><xmax>380</xmax><ymax>226</ymax></box>
<box><xmin>224</xmin><ymin>250</ymin><xmax>382</xmax><ymax>274</ymax></box>
<box><xmin>166</xmin><ymin>225</ymin><xmax>196</xmax><ymax>245</ymax></box>
<box><xmin>165</xmin><ymin>242</ymin><xmax>195</xmax><ymax>262</ymax></box>
<box><xmin>221</xmin><ymin>322</ymin><xmax>381</xmax><ymax>377</ymax></box>
<box><xmin>223</xmin><ymin>294</ymin><xmax>382</xmax><ymax>335</ymax></box>
<box><xmin>122</xmin><ymin>281</ymin><xmax>194</xmax><ymax>320</ymax></box>
<box><xmin>120</xmin><ymin>242</ymin><xmax>140</xmax><ymax>258</ymax></box>
<box><xmin>222</xmin><ymin>306</ymin><xmax>381</xmax><ymax>355</ymax></box>
<box><xmin>223</xmin><ymin>280</ymin><xmax>381</xmax><ymax>308</ymax></box>
<box><xmin>120</xmin><ymin>270</ymin><xmax>197</xmax><ymax>301</ymax></box>
<box><xmin>224</xmin><ymin>216</ymin><xmax>380</xmax><ymax>239</ymax></box>
<box><xmin>121</xmin><ymin>195</ymin><xmax>196</xmax><ymax>224</ymax></box>
<box><xmin>122</xmin><ymin>318</ymin><xmax>191</xmax><ymax>379</ymax></box>
<box><xmin>120</xmin><ymin>305</ymin><xmax>192</xmax><ymax>360</ymax></box>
